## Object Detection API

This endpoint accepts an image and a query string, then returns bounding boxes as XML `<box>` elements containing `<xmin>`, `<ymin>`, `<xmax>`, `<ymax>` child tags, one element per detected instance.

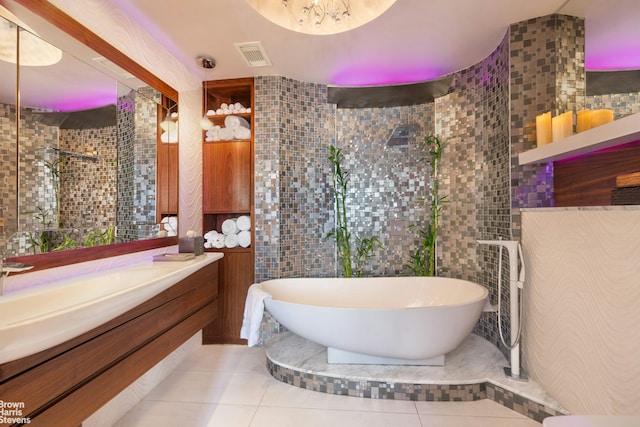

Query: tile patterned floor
<box><xmin>114</xmin><ymin>345</ymin><xmax>541</xmax><ymax>426</ymax></box>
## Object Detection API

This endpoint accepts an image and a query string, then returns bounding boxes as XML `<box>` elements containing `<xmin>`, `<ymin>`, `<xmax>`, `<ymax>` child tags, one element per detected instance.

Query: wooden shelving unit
<box><xmin>201</xmin><ymin>78</ymin><xmax>255</xmax><ymax>344</ymax></box>
<box><xmin>518</xmin><ymin>112</ymin><xmax>640</xmax><ymax>165</ymax></box>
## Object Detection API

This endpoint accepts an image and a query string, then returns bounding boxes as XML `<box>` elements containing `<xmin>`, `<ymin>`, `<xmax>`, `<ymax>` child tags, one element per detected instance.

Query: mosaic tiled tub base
<box><xmin>265</xmin><ymin>332</ymin><xmax>567</xmax><ymax>423</ymax></box>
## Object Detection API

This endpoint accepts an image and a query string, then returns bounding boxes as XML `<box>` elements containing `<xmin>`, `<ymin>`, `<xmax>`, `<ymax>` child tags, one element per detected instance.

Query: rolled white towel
<box><xmin>236</xmin><ymin>215</ymin><xmax>251</xmax><ymax>231</ymax></box>
<box><xmin>220</xmin><ymin>103</ymin><xmax>229</xmax><ymax>111</ymax></box>
<box><xmin>161</xmin><ymin>216</ymin><xmax>178</xmax><ymax>236</ymax></box>
<box><xmin>204</xmin><ymin>230</ymin><xmax>218</xmax><ymax>240</ymax></box>
<box><xmin>204</xmin><ymin>241</ymin><xmax>212</xmax><ymax>249</ymax></box>
<box><xmin>218</xmin><ymin>127</ymin><xmax>234</xmax><ymax>140</ymax></box>
<box><xmin>234</xmin><ymin>102</ymin><xmax>244</xmax><ymax>111</ymax></box>
<box><xmin>161</xmin><ymin>131</ymin><xmax>178</xmax><ymax>143</ymax></box>
<box><xmin>238</xmin><ymin>230</ymin><xmax>251</xmax><ymax>248</ymax></box>
<box><xmin>221</xmin><ymin>218</ymin><xmax>238</xmax><ymax>235</ymax></box>
<box><xmin>213</xmin><ymin>237</ymin><xmax>225</xmax><ymax>249</ymax></box>
<box><xmin>225</xmin><ymin>115</ymin><xmax>250</xmax><ymax>129</ymax></box>
<box><xmin>216</xmin><ymin>108</ymin><xmax>224</xmax><ymax>115</ymax></box>
<box><xmin>234</xmin><ymin>126</ymin><xmax>251</xmax><ymax>140</ymax></box>
<box><xmin>225</xmin><ymin>233</ymin><xmax>239</xmax><ymax>248</ymax></box>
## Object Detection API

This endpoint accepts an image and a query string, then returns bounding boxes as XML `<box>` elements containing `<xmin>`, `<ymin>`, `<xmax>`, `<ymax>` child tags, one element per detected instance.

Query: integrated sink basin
<box><xmin>0</xmin><ymin>252</ymin><xmax>222</xmax><ymax>365</ymax></box>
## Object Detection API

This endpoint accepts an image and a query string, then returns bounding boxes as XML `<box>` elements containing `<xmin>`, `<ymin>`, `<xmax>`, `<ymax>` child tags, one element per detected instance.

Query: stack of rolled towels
<box><xmin>204</xmin><ymin>103</ymin><xmax>252</xmax><ymax>142</ymax></box>
<box><xmin>207</xmin><ymin>102</ymin><xmax>251</xmax><ymax>116</ymax></box>
<box><xmin>204</xmin><ymin>215</ymin><xmax>251</xmax><ymax>249</ymax></box>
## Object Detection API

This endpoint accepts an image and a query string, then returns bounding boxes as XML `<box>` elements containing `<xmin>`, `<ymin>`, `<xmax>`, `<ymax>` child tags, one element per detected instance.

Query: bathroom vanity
<box><xmin>0</xmin><ymin>254</ymin><xmax>221</xmax><ymax>426</ymax></box>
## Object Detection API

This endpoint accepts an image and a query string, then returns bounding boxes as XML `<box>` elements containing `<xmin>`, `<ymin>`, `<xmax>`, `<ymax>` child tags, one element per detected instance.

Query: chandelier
<box><xmin>283</xmin><ymin>0</ymin><xmax>350</xmax><ymax>28</ymax></box>
<box><xmin>246</xmin><ymin>0</ymin><xmax>396</xmax><ymax>35</ymax></box>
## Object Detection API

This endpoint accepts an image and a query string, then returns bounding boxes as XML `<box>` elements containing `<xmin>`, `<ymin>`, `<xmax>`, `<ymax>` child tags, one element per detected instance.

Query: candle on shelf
<box><xmin>552</xmin><ymin>111</ymin><xmax>573</xmax><ymax>142</ymax></box>
<box><xmin>536</xmin><ymin>111</ymin><xmax>552</xmax><ymax>146</ymax></box>
<box><xmin>590</xmin><ymin>109</ymin><xmax>614</xmax><ymax>128</ymax></box>
<box><xmin>576</xmin><ymin>110</ymin><xmax>592</xmax><ymax>133</ymax></box>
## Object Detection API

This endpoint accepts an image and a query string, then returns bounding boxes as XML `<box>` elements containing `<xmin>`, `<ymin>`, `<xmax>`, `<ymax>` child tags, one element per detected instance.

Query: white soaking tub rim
<box><xmin>261</xmin><ymin>276</ymin><xmax>488</xmax><ymax>310</ymax></box>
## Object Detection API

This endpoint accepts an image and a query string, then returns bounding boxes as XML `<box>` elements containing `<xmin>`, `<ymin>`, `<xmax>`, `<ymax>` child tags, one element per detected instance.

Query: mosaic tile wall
<box><xmin>117</xmin><ymin>88</ymin><xmax>160</xmax><ymax>242</ymax></box>
<box><xmin>333</xmin><ymin>105</ymin><xmax>434</xmax><ymax>276</ymax></box>
<box><xmin>510</xmin><ymin>15</ymin><xmax>586</xmax><ymax>238</ymax></box>
<box><xmin>434</xmin><ymin>31</ymin><xmax>512</xmax><ymax>355</ymax></box>
<box><xmin>0</xmin><ymin>104</ymin><xmax>120</xmax><ymax>256</ymax></box>
<box><xmin>254</xmin><ymin>76</ymin><xmax>282</xmax><ymax>282</ymax></box>
<box><xmin>0</xmin><ymin>103</ymin><xmax>18</xmax><ymax>253</ymax></box>
<box><xmin>254</xmin><ymin>76</ymin><xmax>335</xmax><ymax>281</ymax></box>
<box><xmin>117</xmin><ymin>90</ymin><xmax>137</xmax><ymax>242</ymax></box>
<box><xmin>58</xmin><ymin>127</ymin><xmax>117</xmax><ymax>229</ymax></box>
<box><xmin>133</xmin><ymin>87</ymin><xmax>159</xmax><ymax>229</ymax></box>
<box><xmin>16</xmin><ymin>109</ymin><xmax>59</xmax><ymax>235</ymax></box>
<box><xmin>253</xmin><ymin>14</ymin><xmax>589</xmax><ymax>366</ymax></box>
<box><xmin>587</xmin><ymin>93</ymin><xmax>640</xmax><ymax>118</ymax></box>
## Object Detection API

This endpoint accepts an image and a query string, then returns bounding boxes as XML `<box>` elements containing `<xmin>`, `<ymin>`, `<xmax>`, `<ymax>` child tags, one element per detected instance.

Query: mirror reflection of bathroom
<box><xmin>0</xmin><ymin>6</ymin><xmax>177</xmax><ymax>257</ymax></box>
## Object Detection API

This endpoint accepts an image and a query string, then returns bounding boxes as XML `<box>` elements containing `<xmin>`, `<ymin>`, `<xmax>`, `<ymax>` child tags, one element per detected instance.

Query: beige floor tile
<box><xmin>144</xmin><ymin>370</ymin><xmax>271</xmax><ymax>406</ymax></box>
<box><xmin>251</xmin><ymin>406</ymin><xmax>422</xmax><ymax>427</ymax></box>
<box><xmin>419</xmin><ymin>414</ymin><xmax>541</xmax><ymax>426</ymax></box>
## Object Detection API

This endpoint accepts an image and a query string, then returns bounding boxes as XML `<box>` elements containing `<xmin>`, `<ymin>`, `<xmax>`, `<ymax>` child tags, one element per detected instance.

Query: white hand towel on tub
<box><xmin>236</xmin><ymin>215</ymin><xmax>251</xmax><ymax>231</ymax></box>
<box><xmin>238</xmin><ymin>230</ymin><xmax>251</xmax><ymax>248</ymax></box>
<box><xmin>221</xmin><ymin>218</ymin><xmax>238</xmax><ymax>235</ymax></box>
<box><xmin>240</xmin><ymin>284</ymin><xmax>272</xmax><ymax>347</ymax></box>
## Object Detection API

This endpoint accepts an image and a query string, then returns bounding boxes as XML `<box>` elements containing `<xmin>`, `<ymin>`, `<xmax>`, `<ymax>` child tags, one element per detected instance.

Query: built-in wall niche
<box><xmin>0</xmin><ymin>1</ymin><xmax>179</xmax><ymax>260</ymax></box>
<box><xmin>518</xmin><ymin>69</ymin><xmax>640</xmax><ymax>207</ymax></box>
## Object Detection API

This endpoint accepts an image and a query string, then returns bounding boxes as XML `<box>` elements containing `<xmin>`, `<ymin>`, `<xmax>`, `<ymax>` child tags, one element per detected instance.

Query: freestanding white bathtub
<box><xmin>262</xmin><ymin>276</ymin><xmax>488</xmax><ymax>365</ymax></box>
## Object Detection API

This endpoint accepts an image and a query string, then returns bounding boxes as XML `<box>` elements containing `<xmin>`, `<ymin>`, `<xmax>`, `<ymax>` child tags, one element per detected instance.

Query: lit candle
<box><xmin>576</xmin><ymin>110</ymin><xmax>592</xmax><ymax>133</ymax></box>
<box><xmin>590</xmin><ymin>109</ymin><xmax>614</xmax><ymax>128</ymax></box>
<box><xmin>552</xmin><ymin>111</ymin><xmax>573</xmax><ymax>142</ymax></box>
<box><xmin>536</xmin><ymin>112</ymin><xmax>552</xmax><ymax>146</ymax></box>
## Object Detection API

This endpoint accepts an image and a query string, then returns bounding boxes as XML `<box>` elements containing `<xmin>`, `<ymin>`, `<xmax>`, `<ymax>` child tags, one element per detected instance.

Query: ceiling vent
<box><xmin>234</xmin><ymin>42</ymin><xmax>272</xmax><ymax>67</ymax></box>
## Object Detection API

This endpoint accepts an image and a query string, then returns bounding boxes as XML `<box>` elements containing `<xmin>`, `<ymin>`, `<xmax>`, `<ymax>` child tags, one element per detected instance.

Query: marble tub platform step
<box><xmin>265</xmin><ymin>332</ymin><xmax>568</xmax><ymax>424</ymax></box>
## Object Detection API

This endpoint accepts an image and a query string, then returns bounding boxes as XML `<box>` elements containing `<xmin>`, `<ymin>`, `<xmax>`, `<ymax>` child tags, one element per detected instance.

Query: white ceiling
<box><xmin>1</xmin><ymin>0</ymin><xmax>638</xmax><ymax>111</ymax></box>
<box><xmin>116</xmin><ymin>0</ymin><xmax>640</xmax><ymax>86</ymax></box>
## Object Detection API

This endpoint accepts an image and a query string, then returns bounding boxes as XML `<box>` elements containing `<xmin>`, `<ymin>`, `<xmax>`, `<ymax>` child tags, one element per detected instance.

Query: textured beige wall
<box><xmin>521</xmin><ymin>208</ymin><xmax>640</xmax><ymax>415</ymax></box>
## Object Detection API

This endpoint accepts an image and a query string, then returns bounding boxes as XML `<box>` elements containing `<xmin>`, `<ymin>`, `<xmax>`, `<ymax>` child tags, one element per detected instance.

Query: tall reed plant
<box><xmin>406</xmin><ymin>135</ymin><xmax>446</xmax><ymax>276</ymax></box>
<box><xmin>327</xmin><ymin>145</ymin><xmax>382</xmax><ymax>278</ymax></box>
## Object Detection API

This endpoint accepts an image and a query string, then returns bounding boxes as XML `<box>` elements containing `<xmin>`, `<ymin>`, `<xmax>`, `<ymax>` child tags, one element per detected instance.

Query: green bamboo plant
<box><xmin>327</xmin><ymin>145</ymin><xmax>383</xmax><ymax>278</ymax></box>
<box><xmin>406</xmin><ymin>135</ymin><xmax>446</xmax><ymax>276</ymax></box>
<box><xmin>44</xmin><ymin>157</ymin><xmax>65</xmax><ymax>229</ymax></box>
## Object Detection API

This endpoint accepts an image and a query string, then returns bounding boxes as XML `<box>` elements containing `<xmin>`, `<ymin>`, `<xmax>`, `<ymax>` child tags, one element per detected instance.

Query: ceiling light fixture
<box><xmin>0</xmin><ymin>5</ymin><xmax>62</xmax><ymax>66</ymax></box>
<box><xmin>246</xmin><ymin>0</ymin><xmax>396</xmax><ymax>35</ymax></box>
<box><xmin>283</xmin><ymin>0</ymin><xmax>350</xmax><ymax>28</ymax></box>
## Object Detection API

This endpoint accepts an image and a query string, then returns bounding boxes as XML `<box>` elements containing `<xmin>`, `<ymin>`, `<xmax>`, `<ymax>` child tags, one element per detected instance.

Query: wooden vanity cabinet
<box><xmin>201</xmin><ymin>78</ymin><xmax>255</xmax><ymax>344</ymax></box>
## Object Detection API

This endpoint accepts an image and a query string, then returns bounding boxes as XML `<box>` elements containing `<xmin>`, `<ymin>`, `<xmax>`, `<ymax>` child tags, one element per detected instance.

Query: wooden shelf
<box><xmin>201</xmin><ymin>77</ymin><xmax>255</xmax><ymax>345</ymax></box>
<box><xmin>519</xmin><ymin>112</ymin><xmax>640</xmax><ymax>165</ymax></box>
<box><xmin>204</xmin><ymin>139</ymin><xmax>251</xmax><ymax>144</ymax></box>
<box><xmin>204</xmin><ymin>247</ymin><xmax>252</xmax><ymax>254</ymax></box>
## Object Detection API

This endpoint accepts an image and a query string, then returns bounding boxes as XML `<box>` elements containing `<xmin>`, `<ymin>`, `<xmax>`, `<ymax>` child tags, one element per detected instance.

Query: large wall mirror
<box><xmin>0</xmin><ymin>0</ymin><xmax>179</xmax><ymax>261</ymax></box>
